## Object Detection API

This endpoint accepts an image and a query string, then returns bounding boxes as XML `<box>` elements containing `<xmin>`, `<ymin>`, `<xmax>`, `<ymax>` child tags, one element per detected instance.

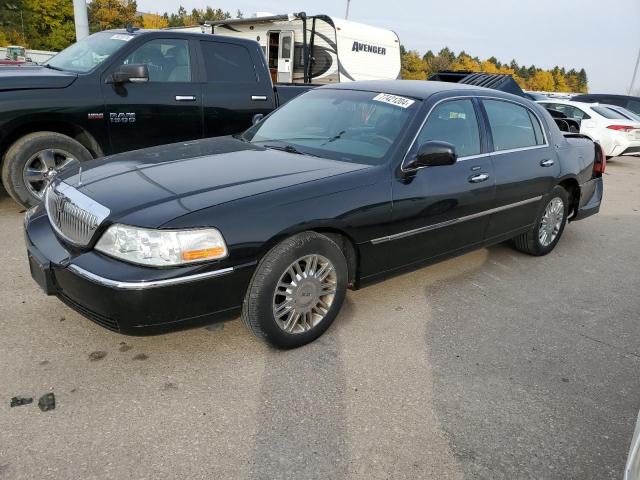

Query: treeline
<box><xmin>0</xmin><ymin>0</ymin><xmax>240</xmax><ymax>51</ymax></box>
<box><xmin>401</xmin><ymin>47</ymin><xmax>588</xmax><ymax>93</ymax></box>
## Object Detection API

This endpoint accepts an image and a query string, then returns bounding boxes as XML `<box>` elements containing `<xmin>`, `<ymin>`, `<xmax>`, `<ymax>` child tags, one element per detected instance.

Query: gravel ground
<box><xmin>0</xmin><ymin>156</ymin><xmax>638</xmax><ymax>480</ymax></box>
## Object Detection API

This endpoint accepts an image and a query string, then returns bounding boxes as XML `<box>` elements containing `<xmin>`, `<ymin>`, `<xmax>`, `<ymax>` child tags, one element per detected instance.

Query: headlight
<box><xmin>95</xmin><ymin>224</ymin><xmax>228</xmax><ymax>267</ymax></box>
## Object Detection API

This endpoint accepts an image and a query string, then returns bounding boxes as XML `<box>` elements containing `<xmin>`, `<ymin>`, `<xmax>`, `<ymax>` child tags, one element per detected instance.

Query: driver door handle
<box><xmin>469</xmin><ymin>173</ymin><xmax>489</xmax><ymax>183</ymax></box>
<box><xmin>540</xmin><ymin>159</ymin><xmax>555</xmax><ymax>167</ymax></box>
<box><xmin>175</xmin><ymin>95</ymin><xmax>196</xmax><ymax>101</ymax></box>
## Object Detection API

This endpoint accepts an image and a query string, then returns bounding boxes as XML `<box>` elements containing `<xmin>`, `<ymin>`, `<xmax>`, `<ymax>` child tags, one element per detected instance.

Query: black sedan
<box><xmin>24</xmin><ymin>81</ymin><xmax>605</xmax><ymax>348</ymax></box>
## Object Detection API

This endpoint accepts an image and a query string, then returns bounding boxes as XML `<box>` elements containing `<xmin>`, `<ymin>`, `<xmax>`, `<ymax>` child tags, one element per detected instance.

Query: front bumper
<box><xmin>25</xmin><ymin>211</ymin><xmax>255</xmax><ymax>335</ymax></box>
<box><xmin>572</xmin><ymin>176</ymin><xmax>603</xmax><ymax>221</ymax></box>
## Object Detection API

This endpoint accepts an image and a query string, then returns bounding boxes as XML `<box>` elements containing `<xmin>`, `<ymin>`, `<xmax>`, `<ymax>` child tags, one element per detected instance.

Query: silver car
<box><xmin>626</xmin><ymin>411</ymin><xmax>640</xmax><ymax>480</ymax></box>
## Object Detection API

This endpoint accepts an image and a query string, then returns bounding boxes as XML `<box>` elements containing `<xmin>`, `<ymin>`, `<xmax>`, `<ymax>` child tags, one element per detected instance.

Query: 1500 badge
<box><xmin>109</xmin><ymin>112</ymin><xmax>136</xmax><ymax>123</ymax></box>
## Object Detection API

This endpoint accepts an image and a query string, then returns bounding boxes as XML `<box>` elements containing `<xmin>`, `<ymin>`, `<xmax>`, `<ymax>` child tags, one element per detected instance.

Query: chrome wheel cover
<box><xmin>22</xmin><ymin>149</ymin><xmax>79</xmax><ymax>199</ymax></box>
<box><xmin>539</xmin><ymin>197</ymin><xmax>564</xmax><ymax>247</ymax></box>
<box><xmin>272</xmin><ymin>254</ymin><xmax>337</xmax><ymax>334</ymax></box>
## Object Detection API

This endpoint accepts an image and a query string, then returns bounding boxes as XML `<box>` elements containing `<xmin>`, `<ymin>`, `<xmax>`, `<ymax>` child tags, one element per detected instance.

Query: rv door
<box><xmin>277</xmin><ymin>31</ymin><xmax>294</xmax><ymax>83</ymax></box>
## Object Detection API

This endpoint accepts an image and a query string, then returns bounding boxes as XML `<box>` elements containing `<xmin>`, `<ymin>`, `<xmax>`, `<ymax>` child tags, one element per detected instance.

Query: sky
<box><xmin>136</xmin><ymin>0</ymin><xmax>640</xmax><ymax>94</ymax></box>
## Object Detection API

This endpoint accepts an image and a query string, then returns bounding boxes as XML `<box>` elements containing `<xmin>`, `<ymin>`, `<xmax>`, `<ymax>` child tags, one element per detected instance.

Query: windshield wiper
<box><xmin>263</xmin><ymin>144</ymin><xmax>320</xmax><ymax>157</ymax></box>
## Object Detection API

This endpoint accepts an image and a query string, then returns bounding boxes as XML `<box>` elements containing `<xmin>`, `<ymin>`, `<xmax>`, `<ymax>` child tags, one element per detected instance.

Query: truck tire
<box><xmin>512</xmin><ymin>185</ymin><xmax>569</xmax><ymax>256</ymax></box>
<box><xmin>241</xmin><ymin>231</ymin><xmax>348</xmax><ymax>349</ymax></box>
<box><xmin>1</xmin><ymin>132</ymin><xmax>93</xmax><ymax>208</ymax></box>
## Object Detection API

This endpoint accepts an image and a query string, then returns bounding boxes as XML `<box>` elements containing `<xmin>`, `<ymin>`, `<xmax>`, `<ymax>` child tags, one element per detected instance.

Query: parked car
<box><xmin>0</xmin><ymin>29</ymin><xmax>313</xmax><ymax>208</ymax></box>
<box><xmin>24</xmin><ymin>81</ymin><xmax>605</xmax><ymax>348</ymax></box>
<box><xmin>626</xmin><ymin>410</ymin><xmax>640</xmax><ymax>480</ymax></box>
<box><xmin>538</xmin><ymin>99</ymin><xmax>640</xmax><ymax>157</ymax></box>
<box><xmin>572</xmin><ymin>93</ymin><xmax>640</xmax><ymax>115</ymax></box>
<box><xmin>604</xmin><ymin>104</ymin><xmax>640</xmax><ymax>123</ymax></box>
<box><xmin>524</xmin><ymin>91</ymin><xmax>548</xmax><ymax>101</ymax></box>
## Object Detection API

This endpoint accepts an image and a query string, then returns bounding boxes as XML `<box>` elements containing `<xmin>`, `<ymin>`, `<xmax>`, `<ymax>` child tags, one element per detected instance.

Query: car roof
<box><xmin>573</xmin><ymin>93</ymin><xmax>640</xmax><ymax>101</ymax></box>
<box><xmin>319</xmin><ymin>79</ymin><xmax>527</xmax><ymax>102</ymax></box>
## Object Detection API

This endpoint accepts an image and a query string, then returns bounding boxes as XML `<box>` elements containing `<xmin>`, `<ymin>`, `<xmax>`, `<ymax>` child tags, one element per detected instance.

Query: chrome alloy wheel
<box><xmin>22</xmin><ymin>149</ymin><xmax>79</xmax><ymax>199</ymax></box>
<box><xmin>539</xmin><ymin>197</ymin><xmax>564</xmax><ymax>247</ymax></box>
<box><xmin>272</xmin><ymin>254</ymin><xmax>338</xmax><ymax>334</ymax></box>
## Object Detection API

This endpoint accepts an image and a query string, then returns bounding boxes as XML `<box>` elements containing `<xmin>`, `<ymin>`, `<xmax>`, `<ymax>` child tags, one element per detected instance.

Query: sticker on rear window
<box><xmin>110</xmin><ymin>34</ymin><xmax>134</xmax><ymax>42</ymax></box>
<box><xmin>372</xmin><ymin>93</ymin><xmax>415</xmax><ymax>109</ymax></box>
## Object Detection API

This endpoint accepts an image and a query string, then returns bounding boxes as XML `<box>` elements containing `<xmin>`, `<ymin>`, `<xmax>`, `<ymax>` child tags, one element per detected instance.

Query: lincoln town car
<box><xmin>24</xmin><ymin>81</ymin><xmax>605</xmax><ymax>348</ymax></box>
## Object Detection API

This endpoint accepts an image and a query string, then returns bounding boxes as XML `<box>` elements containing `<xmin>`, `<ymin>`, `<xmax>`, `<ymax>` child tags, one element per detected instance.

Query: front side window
<box><xmin>46</xmin><ymin>31</ymin><xmax>132</xmax><ymax>73</ymax></box>
<box><xmin>484</xmin><ymin>100</ymin><xmax>542</xmax><ymax>151</ymax></box>
<box><xmin>243</xmin><ymin>89</ymin><xmax>420</xmax><ymax>165</ymax></box>
<box><xmin>123</xmin><ymin>39</ymin><xmax>191</xmax><ymax>82</ymax></box>
<box><xmin>201</xmin><ymin>41</ymin><xmax>257</xmax><ymax>83</ymax></box>
<box><xmin>416</xmin><ymin>99</ymin><xmax>481</xmax><ymax>157</ymax></box>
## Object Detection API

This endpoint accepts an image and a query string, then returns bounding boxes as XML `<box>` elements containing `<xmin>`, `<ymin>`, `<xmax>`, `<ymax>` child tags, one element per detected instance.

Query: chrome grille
<box><xmin>45</xmin><ymin>181</ymin><xmax>110</xmax><ymax>247</ymax></box>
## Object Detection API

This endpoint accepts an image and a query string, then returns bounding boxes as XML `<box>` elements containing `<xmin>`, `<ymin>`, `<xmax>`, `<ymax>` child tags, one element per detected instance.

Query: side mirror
<box><xmin>252</xmin><ymin>113</ymin><xmax>264</xmax><ymax>125</ymax></box>
<box><xmin>405</xmin><ymin>141</ymin><xmax>457</xmax><ymax>170</ymax></box>
<box><xmin>107</xmin><ymin>64</ymin><xmax>149</xmax><ymax>84</ymax></box>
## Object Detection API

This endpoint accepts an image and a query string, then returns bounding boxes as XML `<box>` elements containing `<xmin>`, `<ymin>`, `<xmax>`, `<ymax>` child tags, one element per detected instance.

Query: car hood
<box><xmin>0</xmin><ymin>65</ymin><xmax>77</xmax><ymax>91</ymax></box>
<box><xmin>60</xmin><ymin>137</ymin><xmax>371</xmax><ymax>227</ymax></box>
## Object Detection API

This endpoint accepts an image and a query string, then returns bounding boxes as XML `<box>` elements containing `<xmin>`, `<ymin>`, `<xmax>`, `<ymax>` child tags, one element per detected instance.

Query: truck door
<box><xmin>277</xmin><ymin>31</ymin><xmax>295</xmax><ymax>84</ymax></box>
<box><xmin>101</xmin><ymin>37</ymin><xmax>203</xmax><ymax>154</ymax></box>
<box><xmin>198</xmin><ymin>39</ymin><xmax>276</xmax><ymax>138</ymax></box>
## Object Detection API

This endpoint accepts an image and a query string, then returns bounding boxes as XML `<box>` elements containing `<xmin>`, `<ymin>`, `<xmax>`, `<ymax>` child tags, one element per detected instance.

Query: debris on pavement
<box><xmin>10</xmin><ymin>396</ymin><xmax>33</xmax><ymax>407</ymax></box>
<box><xmin>37</xmin><ymin>393</ymin><xmax>55</xmax><ymax>412</ymax></box>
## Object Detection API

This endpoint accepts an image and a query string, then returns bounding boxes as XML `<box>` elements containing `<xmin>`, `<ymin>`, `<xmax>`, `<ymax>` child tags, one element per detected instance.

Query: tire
<box><xmin>1</xmin><ymin>132</ymin><xmax>93</xmax><ymax>208</ymax></box>
<box><xmin>512</xmin><ymin>185</ymin><xmax>570</xmax><ymax>256</ymax></box>
<box><xmin>241</xmin><ymin>231</ymin><xmax>348</xmax><ymax>349</ymax></box>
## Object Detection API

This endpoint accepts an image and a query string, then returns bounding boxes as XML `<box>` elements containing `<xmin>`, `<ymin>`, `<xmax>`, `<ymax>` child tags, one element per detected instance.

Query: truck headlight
<box><xmin>95</xmin><ymin>224</ymin><xmax>228</xmax><ymax>267</ymax></box>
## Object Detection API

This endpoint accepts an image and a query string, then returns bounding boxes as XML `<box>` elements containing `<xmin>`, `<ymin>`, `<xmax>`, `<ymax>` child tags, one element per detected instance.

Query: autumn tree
<box><xmin>401</xmin><ymin>50</ymin><xmax>427</xmax><ymax>80</ymax></box>
<box><xmin>141</xmin><ymin>13</ymin><xmax>168</xmax><ymax>29</ymax></box>
<box><xmin>88</xmin><ymin>0</ymin><xmax>140</xmax><ymax>32</ymax></box>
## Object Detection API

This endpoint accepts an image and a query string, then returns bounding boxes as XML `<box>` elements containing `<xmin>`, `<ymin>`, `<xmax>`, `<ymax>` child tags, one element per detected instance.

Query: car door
<box><xmin>198</xmin><ymin>39</ymin><xmax>276</xmax><ymax>138</ymax></box>
<box><xmin>382</xmin><ymin>97</ymin><xmax>495</xmax><ymax>270</ymax></box>
<box><xmin>480</xmin><ymin>98</ymin><xmax>559</xmax><ymax>240</ymax></box>
<box><xmin>101</xmin><ymin>37</ymin><xmax>202</xmax><ymax>154</ymax></box>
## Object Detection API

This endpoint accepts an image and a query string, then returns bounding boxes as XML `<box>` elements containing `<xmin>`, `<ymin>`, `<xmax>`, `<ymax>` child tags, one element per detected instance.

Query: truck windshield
<box><xmin>45</xmin><ymin>31</ymin><xmax>134</xmax><ymax>73</ymax></box>
<box><xmin>242</xmin><ymin>89</ymin><xmax>420</xmax><ymax>165</ymax></box>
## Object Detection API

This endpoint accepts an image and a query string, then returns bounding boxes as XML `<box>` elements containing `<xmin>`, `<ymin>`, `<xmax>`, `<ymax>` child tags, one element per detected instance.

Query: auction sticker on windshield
<box><xmin>110</xmin><ymin>34</ymin><xmax>134</xmax><ymax>42</ymax></box>
<box><xmin>373</xmin><ymin>93</ymin><xmax>415</xmax><ymax>109</ymax></box>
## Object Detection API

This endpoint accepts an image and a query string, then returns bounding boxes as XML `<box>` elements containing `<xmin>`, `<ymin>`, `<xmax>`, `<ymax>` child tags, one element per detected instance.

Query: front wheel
<box><xmin>241</xmin><ymin>231</ymin><xmax>348</xmax><ymax>349</ymax></box>
<box><xmin>512</xmin><ymin>186</ymin><xmax>569</xmax><ymax>256</ymax></box>
<box><xmin>1</xmin><ymin>132</ymin><xmax>93</xmax><ymax>208</ymax></box>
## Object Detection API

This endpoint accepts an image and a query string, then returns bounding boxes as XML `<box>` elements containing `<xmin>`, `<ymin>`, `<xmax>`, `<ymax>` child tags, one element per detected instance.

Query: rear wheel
<box><xmin>1</xmin><ymin>132</ymin><xmax>92</xmax><ymax>208</ymax></box>
<box><xmin>512</xmin><ymin>186</ymin><xmax>569</xmax><ymax>256</ymax></box>
<box><xmin>241</xmin><ymin>231</ymin><xmax>348</xmax><ymax>349</ymax></box>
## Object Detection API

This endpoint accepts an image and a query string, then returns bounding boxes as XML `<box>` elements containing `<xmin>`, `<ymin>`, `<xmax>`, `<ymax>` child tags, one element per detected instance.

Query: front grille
<box><xmin>45</xmin><ymin>181</ymin><xmax>110</xmax><ymax>247</ymax></box>
<box><xmin>58</xmin><ymin>293</ymin><xmax>120</xmax><ymax>332</ymax></box>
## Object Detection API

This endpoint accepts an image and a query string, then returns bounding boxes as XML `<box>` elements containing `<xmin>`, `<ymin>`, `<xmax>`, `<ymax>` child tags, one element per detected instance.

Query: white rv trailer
<box><xmin>180</xmin><ymin>12</ymin><xmax>401</xmax><ymax>85</ymax></box>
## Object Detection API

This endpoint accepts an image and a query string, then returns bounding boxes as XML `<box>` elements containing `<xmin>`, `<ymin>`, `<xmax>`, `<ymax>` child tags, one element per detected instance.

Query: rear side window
<box><xmin>416</xmin><ymin>99</ymin><xmax>481</xmax><ymax>157</ymax></box>
<box><xmin>592</xmin><ymin>106</ymin><xmax>627</xmax><ymax>120</ymax></box>
<box><xmin>200</xmin><ymin>41</ymin><xmax>257</xmax><ymax>83</ymax></box>
<box><xmin>483</xmin><ymin>100</ymin><xmax>544</xmax><ymax>151</ymax></box>
<box><xmin>627</xmin><ymin>100</ymin><xmax>640</xmax><ymax>115</ymax></box>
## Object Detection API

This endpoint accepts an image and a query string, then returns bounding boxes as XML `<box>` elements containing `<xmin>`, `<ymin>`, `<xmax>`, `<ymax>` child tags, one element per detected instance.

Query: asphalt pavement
<box><xmin>0</xmin><ymin>157</ymin><xmax>638</xmax><ymax>479</ymax></box>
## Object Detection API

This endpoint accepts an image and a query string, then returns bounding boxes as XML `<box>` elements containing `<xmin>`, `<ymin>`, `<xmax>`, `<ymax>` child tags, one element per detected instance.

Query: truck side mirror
<box><xmin>107</xmin><ymin>64</ymin><xmax>149</xmax><ymax>84</ymax></box>
<box><xmin>405</xmin><ymin>141</ymin><xmax>457</xmax><ymax>170</ymax></box>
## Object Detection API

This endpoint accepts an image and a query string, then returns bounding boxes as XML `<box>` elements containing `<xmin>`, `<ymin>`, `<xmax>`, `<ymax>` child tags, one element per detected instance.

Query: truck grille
<box><xmin>45</xmin><ymin>181</ymin><xmax>110</xmax><ymax>247</ymax></box>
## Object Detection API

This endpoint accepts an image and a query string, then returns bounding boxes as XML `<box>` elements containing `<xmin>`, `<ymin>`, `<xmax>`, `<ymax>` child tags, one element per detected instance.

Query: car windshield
<box><xmin>45</xmin><ymin>31</ymin><xmax>135</xmax><ymax>73</ymax></box>
<box><xmin>242</xmin><ymin>89</ymin><xmax>420</xmax><ymax>165</ymax></box>
<box><xmin>591</xmin><ymin>106</ymin><xmax>628</xmax><ymax>120</ymax></box>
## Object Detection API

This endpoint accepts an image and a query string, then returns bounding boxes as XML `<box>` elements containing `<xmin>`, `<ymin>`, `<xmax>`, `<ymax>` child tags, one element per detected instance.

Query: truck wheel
<box><xmin>512</xmin><ymin>186</ymin><xmax>569</xmax><ymax>256</ymax></box>
<box><xmin>1</xmin><ymin>132</ymin><xmax>92</xmax><ymax>208</ymax></box>
<box><xmin>241</xmin><ymin>231</ymin><xmax>348</xmax><ymax>349</ymax></box>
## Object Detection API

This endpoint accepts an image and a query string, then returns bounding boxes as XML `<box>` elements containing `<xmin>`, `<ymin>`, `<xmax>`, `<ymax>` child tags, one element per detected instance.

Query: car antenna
<box><xmin>125</xmin><ymin>23</ymin><xmax>139</xmax><ymax>34</ymax></box>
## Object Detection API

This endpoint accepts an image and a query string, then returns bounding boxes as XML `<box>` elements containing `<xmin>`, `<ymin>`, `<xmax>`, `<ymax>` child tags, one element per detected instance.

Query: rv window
<box><xmin>281</xmin><ymin>36</ymin><xmax>292</xmax><ymax>59</ymax></box>
<box><xmin>294</xmin><ymin>45</ymin><xmax>304</xmax><ymax>68</ymax></box>
<box><xmin>200</xmin><ymin>41</ymin><xmax>257</xmax><ymax>83</ymax></box>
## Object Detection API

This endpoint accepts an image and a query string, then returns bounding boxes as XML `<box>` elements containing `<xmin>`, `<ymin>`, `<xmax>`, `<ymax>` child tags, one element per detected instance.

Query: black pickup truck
<box><xmin>0</xmin><ymin>29</ymin><xmax>311</xmax><ymax>208</ymax></box>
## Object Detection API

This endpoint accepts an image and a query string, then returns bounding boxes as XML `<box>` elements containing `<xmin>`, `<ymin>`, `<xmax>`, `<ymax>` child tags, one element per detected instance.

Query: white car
<box><xmin>626</xmin><ymin>411</ymin><xmax>640</xmax><ymax>480</ymax></box>
<box><xmin>538</xmin><ymin>99</ymin><xmax>640</xmax><ymax>157</ymax></box>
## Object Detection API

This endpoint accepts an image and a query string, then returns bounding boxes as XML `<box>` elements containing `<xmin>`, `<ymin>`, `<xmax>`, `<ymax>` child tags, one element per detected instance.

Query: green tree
<box><xmin>23</xmin><ymin>0</ymin><xmax>75</xmax><ymax>50</ymax></box>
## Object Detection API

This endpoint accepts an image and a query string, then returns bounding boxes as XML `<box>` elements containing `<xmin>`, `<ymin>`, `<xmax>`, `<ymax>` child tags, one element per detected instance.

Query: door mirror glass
<box><xmin>406</xmin><ymin>141</ymin><xmax>457</xmax><ymax>169</ymax></box>
<box><xmin>252</xmin><ymin>113</ymin><xmax>264</xmax><ymax>125</ymax></box>
<box><xmin>108</xmin><ymin>64</ymin><xmax>149</xmax><ymax>84</ymax></box>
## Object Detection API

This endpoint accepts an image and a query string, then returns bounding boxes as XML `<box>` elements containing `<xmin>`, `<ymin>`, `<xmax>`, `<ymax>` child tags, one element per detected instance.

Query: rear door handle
<box><xmin>469</xmin><ymin>173</ymin><xmax>489</xmax><ymax>183</ymax></box>
<box><xmin>540</xmin><ymin>159</ymin><xmax>555</xmax><ymax>167</ymax></box>
<box><xmin>175</xmin><ymin>95</ymin><xmax>196</xmax><ymax>101</ymax></box>
<box><xmin>251</xmin><ymin>95</ymin><xmax>268</xmax><ymax>101</ymax></box>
